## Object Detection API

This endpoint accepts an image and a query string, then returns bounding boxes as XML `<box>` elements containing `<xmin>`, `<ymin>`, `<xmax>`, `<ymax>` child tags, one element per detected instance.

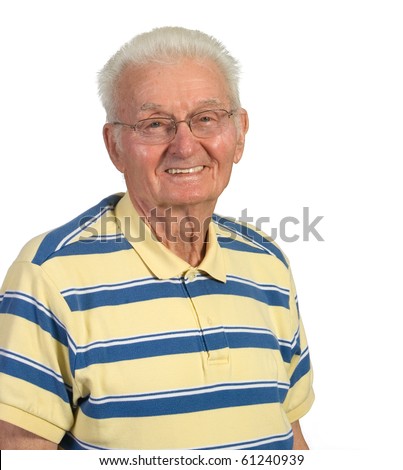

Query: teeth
<box><xmin>167</xmin><ymin>166</ymin><xmax>204</xmax><ymax>175</ymax></box>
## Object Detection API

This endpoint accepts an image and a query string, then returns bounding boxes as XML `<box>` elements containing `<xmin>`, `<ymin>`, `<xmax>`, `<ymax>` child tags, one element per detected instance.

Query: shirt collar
<box><xmin>114</xmin><ymin>192</ymin><xmax>226</xmax><ymax>282</ymax></box>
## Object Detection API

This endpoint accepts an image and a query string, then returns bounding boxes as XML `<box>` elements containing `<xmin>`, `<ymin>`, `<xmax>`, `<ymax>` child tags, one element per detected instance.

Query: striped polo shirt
<box><xmin>0</xmin><ymin>192</ymin><xmax>314</xmax><ymax>450</ymax></box>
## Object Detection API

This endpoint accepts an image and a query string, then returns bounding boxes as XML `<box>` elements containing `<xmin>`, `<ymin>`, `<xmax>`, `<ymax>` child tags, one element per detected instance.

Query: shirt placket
<box><xmin>181</xmin><ymin>268</ymin><xmax>229</xmax><ymax>365</ymax></box>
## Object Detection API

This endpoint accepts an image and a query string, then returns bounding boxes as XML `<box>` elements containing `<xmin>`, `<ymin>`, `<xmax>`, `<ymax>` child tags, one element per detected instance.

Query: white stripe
<box><xmin>299</xmin><ymin>346</ymin><xmax>310</xmax><ymax>362</ymax></box>
<box><xmin>55</xmin><ymin>204</ymin><xmax>114</xmax><ymax>252</ymax></box>
<box><xmin>67</xmin><ymin>336</ymin><xmax>77</xmax><ymax>355</ymax></box>
<box><xmin>219</xmin><ymin>326</ymin><xmax>273</xmax><ymax>335</ymax></box>
<box><xmin>89</xmin><ymin>381</ymin><xmax>289</xmax><ymax>405</ymax></box>
<box><xmin>75</xmin><ymin>325</ymin><xmax>288</xmax><ymax>354</ymax></box>
<box><xmin>76</xmin><ymin>329</ymin><xmax>202</xmax><ymax>353</ymax></box>
<box><xmin>3</xmin><ymin>292</ymin><xmax>67</xmax><ymax>331</ymax></box>
<box><xmin>215</xmin><ymin>220</ymin><xmax>278</xmax><ymax>257</ymax></box>
<box><xmin>198</xmin><ymin>430</ymin><xmax>293</xmax><ymax>450</ymax></box>
<box><xmin>3</xmin><ymin>291</ymin><xmax>77</xmax><ymax>354</ymax></box>
<box><xmin>85</xmin><ymin>233</ymin><xmax>124</xmax><ymax>241</ymax></box>
<box><xmin>193</xmin><ymin>273</ymin><xmax>289</xmax><ymax>294</ymax></box>
<box><xmin>61</xmin><ymin>277</ymin><xmax>181</xmax><ymax>297</ymax></box>
<box><xmin>226</xmin><ymin>275</ymin><xmax>289</xmax><ymax>294</ymax></box>
<box><xmin>0</xmin><ymin>349</ymin><xmax>65</xmax><ymax>384</ymax></box>
<box><xmin>61</xmin><ymin>273</ymin><xmax>288</xmax><ymax>298</ymax></box>
<box><xmin>278</xmin><ymin>325</ymin><xmax>300</xmax><ymax>349</ymax></box>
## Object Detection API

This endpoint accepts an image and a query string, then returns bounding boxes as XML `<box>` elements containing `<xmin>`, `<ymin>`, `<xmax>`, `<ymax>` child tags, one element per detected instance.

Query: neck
<box><xmin>132</xmin><ymin>199</ymin><xmax>214</xmax><ymax>266</ymax></box>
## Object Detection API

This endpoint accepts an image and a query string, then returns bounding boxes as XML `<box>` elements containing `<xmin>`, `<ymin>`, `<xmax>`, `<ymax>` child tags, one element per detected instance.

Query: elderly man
<box><xmin>0</xmin><ymin>27</ymin><xmax>314</xmax><ymax>450</ymax></box>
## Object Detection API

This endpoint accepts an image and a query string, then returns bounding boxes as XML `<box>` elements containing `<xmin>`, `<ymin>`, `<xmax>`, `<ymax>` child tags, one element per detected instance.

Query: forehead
<box><xmin>115</xmin><ymin>58</ymin><xmax>231</xmax><ymax>115</ymax></box>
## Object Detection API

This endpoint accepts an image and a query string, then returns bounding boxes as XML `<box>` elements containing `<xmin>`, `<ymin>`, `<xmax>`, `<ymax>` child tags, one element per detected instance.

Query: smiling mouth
<box><xmin>166</xmin><ymin>166</ymin><xmax>205</xmax><ymax>175</ymax></box>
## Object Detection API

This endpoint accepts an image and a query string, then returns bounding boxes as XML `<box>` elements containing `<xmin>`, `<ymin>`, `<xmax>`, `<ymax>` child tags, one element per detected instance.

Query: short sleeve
<box><xmin>0</xmin><ymin>261</ymin><xmax>75</xmax><ymax>443</ymax></box>
<box><xmin>283</xmin><ymin>269</ymin><xmax>315</xmax><ymax>423</ymax></box>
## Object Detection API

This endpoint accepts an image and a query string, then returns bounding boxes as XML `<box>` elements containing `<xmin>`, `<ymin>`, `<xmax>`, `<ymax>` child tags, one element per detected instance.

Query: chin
<box><xmin>168</xmin><ymin>194</ymin><xmax>216</xmax><ymax>208</ymax></box>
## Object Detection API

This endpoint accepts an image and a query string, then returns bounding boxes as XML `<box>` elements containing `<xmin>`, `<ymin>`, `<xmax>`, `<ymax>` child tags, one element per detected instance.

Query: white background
<box><xmin>0</xmin><ymin>0</ymin><xmax>402</xmax><ymax>453</ymax></box>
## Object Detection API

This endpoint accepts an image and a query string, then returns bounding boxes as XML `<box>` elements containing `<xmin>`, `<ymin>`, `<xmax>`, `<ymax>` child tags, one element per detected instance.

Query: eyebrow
<box><xmin>139</xmin><ymin>99</ymin><xmax>225</xmax><ymax>112</ymax></box>
<box><xmin>197</xmin><ymin>99</ymin><xmax>224</xmax><ymax>108</ymax></box>
<box><xmin>140</xmin><ymin>103</ymin><xmax>161</xmax><ymax>111</ymax></box>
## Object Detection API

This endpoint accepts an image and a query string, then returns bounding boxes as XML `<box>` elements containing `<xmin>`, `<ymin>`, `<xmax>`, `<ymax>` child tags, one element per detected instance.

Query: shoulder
<box><xmin>212</xmin><ymin>213</ymin><xmax>290</xmax><ymax>269</ymax></box>
<box><xmin>14</xmin><ymin>193</ymin><xmax>125</xmax><ymax>266</ymax></box>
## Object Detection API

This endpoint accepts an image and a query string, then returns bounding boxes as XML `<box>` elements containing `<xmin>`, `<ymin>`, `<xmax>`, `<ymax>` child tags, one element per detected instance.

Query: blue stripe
<box><xmin>62</xmin><ymin>278</ymin><xmax>183</xmax><ymax>311</ymax></box>
<box><xmin>74</xmin><ymin>326</ymin><xmax>291</xmax><ymax>369</ymax></box>
<box><xmin>79</xmin><ymin>381</ymin><xmax>289</xmax><ymax>419</ymax></box>
<box><xmin>290</xmin><ymin>347</ymin><xmax>311</xmax><ymax>386</ymax></box>
<box><xmin>227</xmin><ymin>327</ymin><xmax>284</xmax><ymax>356</ymax></box>
<box><xmin>32</xmin><ymin>194</ymin><xmax>123</xmax><ymax>266</ymax></box>
<box><xmin>0</xmin><ymin>292</ymin><xmax>69</xmax><ymax>347</ymax></box>
<box><xmin>62</xmin><ymin>276</ymin><xmax>289</xmax><ymax>312</ymax></box>
<box><xmin>75</xmin><ymin>329</ymin><xmax>205</xmax><ymax>369</ymax></box>
<box><xmin>213</xmin><ymin>215</ymin><xmax>288</xmax><ymax>268</ymax></box>
<box><xmin>46</xmin><ymin>237</ymin><xmax>132</xmax><ymax>259</ymax></box>
<box><xmin>187</xmin><ymin>276</ymin><xmax>289</xmax><ymax>308</ymax></box>
<box><xmin>0</xmin><ymin>349</ymin><xmax>72</xmax><ymax>404</ymax></box>
<box><xmin>280</xmin><ymin>327</ymin><xmax>301</xmax><ymax>364</ymax></box>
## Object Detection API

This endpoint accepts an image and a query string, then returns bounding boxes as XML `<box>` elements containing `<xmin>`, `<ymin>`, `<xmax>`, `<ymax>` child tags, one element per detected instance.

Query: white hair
<box><xmin>98</xmin><ymin>26</ymin><xmax>241</xmax><ymax>121</ymax></box>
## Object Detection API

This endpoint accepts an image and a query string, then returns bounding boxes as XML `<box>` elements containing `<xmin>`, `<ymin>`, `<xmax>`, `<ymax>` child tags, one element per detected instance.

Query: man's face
<box><xmin>104</xmin><ymin>58</ymin><xmax>248</xmax><ymax>215</ymax></box>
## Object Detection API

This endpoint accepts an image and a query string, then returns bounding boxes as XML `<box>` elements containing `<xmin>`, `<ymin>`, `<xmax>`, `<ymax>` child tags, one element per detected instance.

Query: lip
<box><xmin>165</xmin><ymin>165</ymin><xmax>205</xmax><ymax>175</ymax></box>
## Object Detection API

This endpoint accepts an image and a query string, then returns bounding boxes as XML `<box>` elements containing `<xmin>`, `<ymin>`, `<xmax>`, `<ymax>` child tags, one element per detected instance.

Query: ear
<box><xmin>103</xmin><ymin>123</ymin><xmax>125</xmax><ymax>173</ymax></box>
<box><xmin>233</xmin><ymin>108</ymin><xmax>249</xmax><ymax>164</ymax></box>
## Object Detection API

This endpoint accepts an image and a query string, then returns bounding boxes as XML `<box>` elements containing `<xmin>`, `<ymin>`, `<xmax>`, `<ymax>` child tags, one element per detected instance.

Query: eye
<box><xmin>193</xmin><ymin>111</ymin><xmax>219</xmax><ymax>126</ymax></box>
<box><xmin>137</xmin><ymin>118</ymin><xmax>172</xmax><ymax>133</ymax></box>
<box><xmin>149</xmin><ymin>120</ymin><xmax>164</xmax><ymax>128</ymax></box>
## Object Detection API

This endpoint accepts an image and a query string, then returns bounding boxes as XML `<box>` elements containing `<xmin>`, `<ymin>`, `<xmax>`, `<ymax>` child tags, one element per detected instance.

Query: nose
<box><xmin>167</xmin><ymin>120</ymin><xmax>199</xmax><ymax>157</ymax></box>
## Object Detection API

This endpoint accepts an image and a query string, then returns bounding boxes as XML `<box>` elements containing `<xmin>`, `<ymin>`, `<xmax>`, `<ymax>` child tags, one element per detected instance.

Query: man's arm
<box><xmin>0</xmin><ymin>420</ymin><xmax>57</xmax><ymax>450</ymax></box>
<box><xmin>292</xmin><ymin>420</ymin><xmax>309</xmax><ymax>450</ymax></box>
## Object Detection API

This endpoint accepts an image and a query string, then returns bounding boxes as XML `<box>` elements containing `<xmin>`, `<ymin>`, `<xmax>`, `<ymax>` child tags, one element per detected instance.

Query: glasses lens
<box><xmin>119</xmin><ymin>109</ymin><xmax>232</xmax><ymax>144</ymax></box>
<box><xmin>190</xmin><ymin>110</ymin><xmax>230</xmax><ymax>138</ymax></box>
<box><xmin>136</xmin><ymin>118</ymin><xmax>175</xmax><ymax>144</ymax></box>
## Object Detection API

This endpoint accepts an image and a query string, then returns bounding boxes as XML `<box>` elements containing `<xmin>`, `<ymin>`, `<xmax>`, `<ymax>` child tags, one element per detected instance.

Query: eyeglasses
<box><xmin>112</xmin><ymin>109</ymin><xmax>234</xmax><ymax>145</ymax></box>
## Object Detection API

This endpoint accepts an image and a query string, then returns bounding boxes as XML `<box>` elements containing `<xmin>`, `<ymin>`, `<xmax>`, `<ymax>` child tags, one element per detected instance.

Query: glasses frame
<box><xmin>112</xmin><ymin>108</ymin><xmax>235</xmax><ymax>145</ymax></box>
